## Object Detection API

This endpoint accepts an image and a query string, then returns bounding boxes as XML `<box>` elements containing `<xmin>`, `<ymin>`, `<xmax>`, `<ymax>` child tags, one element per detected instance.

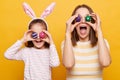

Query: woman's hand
<box><xmin>41</xmin><ymin>30</ymin><xmax>54</xmax><ymax>44</ymax></box>
<box><xmin>86</xmin><ymin>13</ymin><xmax>102</xmax><ymax>35</ymax></box>
<box><xmin>66</xmin><ymin>15</ymin><xmax>80</xmax><ymax>38</ymax></box>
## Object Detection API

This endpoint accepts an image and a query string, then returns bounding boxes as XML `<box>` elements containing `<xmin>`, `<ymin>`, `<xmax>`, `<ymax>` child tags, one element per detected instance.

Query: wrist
<box><xmin>97</xmin><ymin>29</ymin><xmax>104</xmax><ymax>39</ymax></box>
<box><xmin>50</xmin><ymin>40</ymin><xmax>54</xmax><ymax>45</ymax></box>
<box><xmin>48</xmin><ymin>36</ymin><xmax>54</xmax><ymax>44</ymax></box>
<box><xmin>20</xmin><ymin>38</ymin><xmax>26</xmax><ymax>43</ymax></box>
<box><xmin>65</xmin><ymin>32</ymin><xmax>71</xmax><ymax>39</ymax></box>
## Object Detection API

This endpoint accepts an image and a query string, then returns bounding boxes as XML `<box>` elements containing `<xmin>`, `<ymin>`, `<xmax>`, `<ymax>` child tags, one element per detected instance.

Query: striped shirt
<box><xmin>62</xmin><ymin>40</ymin><xmax>109</xmax><ymax>80</ymax></box>
<box><xmin>4</xmin><ymin>40</ymin><xmax>60</xmax><ymax>80</ymax></box>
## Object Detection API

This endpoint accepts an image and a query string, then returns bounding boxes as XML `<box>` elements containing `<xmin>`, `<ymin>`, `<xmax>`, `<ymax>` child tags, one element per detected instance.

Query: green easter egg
<box><xmin>85</xmin><ymin>16</ymin><xmax>91</xmax><ymax>22</ymax></box>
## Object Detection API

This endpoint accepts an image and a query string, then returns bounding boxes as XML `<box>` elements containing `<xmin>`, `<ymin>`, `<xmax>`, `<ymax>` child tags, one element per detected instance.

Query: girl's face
<box><xmin>30</xmin><ymin>23</ymin><xmax>46</xmax><ymax>49</ymax></box>
<box><xmin>75</xmin><ymin>8</ymin><xmax>91</xmax><ymax>41</ymax></box>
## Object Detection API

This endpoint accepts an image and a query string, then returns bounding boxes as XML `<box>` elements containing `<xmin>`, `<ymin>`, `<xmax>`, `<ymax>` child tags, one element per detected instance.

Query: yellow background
<box><xmin>0</xmin><ymin>0</ymin><xmax>120</xmax><ymax>80</ymax></box>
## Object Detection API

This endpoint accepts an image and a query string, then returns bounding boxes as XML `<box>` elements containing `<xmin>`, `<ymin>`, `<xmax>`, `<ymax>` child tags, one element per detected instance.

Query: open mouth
<box><xmin>80</xmin><ymin>26</ymin><xmax>87</xmax><ymax>30</ymax></box>
<box><xmin>35</xmin><ymin>40</ymin><xmax>42</xmax><ymax>43</ymax></box>
<box><xmin>79</xmin><ymin>26</ymin><xmax>87</xmax><ymax>34</ymax></box>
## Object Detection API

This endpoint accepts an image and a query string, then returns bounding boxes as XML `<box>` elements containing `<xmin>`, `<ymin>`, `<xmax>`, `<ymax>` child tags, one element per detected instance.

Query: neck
<box><xmin>79</xmin><ymin>36</ymin><xmax>89</xmax><ymax>42</ymax></box>
<box><xmin>34</xmin><ymin>45</ymin><xmax>46</xmax><ymax>49</ymax></box>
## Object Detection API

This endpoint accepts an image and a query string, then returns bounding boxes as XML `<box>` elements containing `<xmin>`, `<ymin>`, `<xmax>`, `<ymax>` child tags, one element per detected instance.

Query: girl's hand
<box><xmin>66</xmin><ymin>15</ymin><xmax>80</xmax><ymax>37</ymax></box>
<box><xmin>86</xmin><ymin>13</ymin><xmax>101</xmax><ymax>34</ymax></box>
<box><xmin>41</xmin><ymin>30</ymin><xmax>54</xmax><ymax>44</ymax></box>
<box><xmin>21</xmin><ymin>30</ymin><xmax>34</xmax><ymax>43</ymax></box>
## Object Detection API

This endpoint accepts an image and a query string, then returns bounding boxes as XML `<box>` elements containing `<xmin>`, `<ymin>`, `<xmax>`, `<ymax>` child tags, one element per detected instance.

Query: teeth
<box><xmin>80</xmin><ymin>26</ymin><xmax>87</xmax><ymax>30</ymax></box>
<box><xmin>35</xmin><ymin>41</ymin><xmax>41</xmax><ymax>43</ymax></box>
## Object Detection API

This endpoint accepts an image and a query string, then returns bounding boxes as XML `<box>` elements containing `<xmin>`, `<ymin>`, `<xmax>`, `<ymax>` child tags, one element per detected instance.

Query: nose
<box><xmin>36</xmin><ymin>37</ymin><xmax>41</xmax><ymax>41</ymax></box>
<box><xmin>81</xmin><ymin>17</ymin><xmax>86</xmax><ymax>23</ymax></box>
<box><xmin>35</xmin><ymin>32</ymin><xmax>41</xmax><ymax>40</ymax></box>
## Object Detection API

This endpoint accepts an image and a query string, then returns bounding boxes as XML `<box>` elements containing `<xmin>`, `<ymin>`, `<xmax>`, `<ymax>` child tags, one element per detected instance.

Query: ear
<box><xmin>23</xmin><ymin>2</ymin><xmax>36</xmax><ymax>19</ymax></box>
<box><xmin>40</xmin><ymin>2</ymin><xmax>56</xmax><ymax>18</ymax></box>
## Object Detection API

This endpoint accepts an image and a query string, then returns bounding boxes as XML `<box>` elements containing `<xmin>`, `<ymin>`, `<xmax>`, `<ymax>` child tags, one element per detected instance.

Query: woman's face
<box><xmin>30</xmin><ymin>23</ymin><xmax>46</xmax><ymax>49</ymax></box>
<box><xmin>75</xmin><ymin>8</ymin><xmax>91</xmax><ymax>41</ymax></box>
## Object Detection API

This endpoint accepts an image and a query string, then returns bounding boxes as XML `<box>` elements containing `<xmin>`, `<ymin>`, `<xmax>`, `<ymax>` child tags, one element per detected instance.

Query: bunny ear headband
<box><xmin>22</xmin><ymin>2</ymin><xmax>56</xmax><ymax>29</ymax></box>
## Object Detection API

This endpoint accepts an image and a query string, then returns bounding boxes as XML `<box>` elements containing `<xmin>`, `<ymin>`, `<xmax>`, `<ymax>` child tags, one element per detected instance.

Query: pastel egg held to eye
<box><xmin>39</xmin><ymin>32</ymin><xmax>46</xmax><ymax>39</ymax></box>
<box><xmin>31</xmin><ymin>32</ymin><xmax>38</xmax><ymax>39</ymax></box>
<box><xmin>85</xmin><ymin>15</ymin><xmax>91</xmax><ymax>22</ymax></box>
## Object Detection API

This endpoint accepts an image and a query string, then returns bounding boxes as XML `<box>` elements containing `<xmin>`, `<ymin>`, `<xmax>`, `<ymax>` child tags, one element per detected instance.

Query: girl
<box><xmin>4</xmin><ymin>2</ymin><xmax>60</xmax><ymax>80</ymax></box>
<box><xmin>62</xmin><ymin>4</ymin><xmax>111</xmax><ymax>80</ymax></box>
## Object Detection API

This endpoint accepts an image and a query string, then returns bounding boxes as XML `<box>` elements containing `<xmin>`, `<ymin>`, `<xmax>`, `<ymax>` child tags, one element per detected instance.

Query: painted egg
<box><xmin>31</xmin><ymin>32</ymin><xmax>38</xmax><ymax>39</ymax></box>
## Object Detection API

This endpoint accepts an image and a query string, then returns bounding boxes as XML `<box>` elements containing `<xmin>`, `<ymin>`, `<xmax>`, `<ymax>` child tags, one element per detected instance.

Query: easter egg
<box><xmin>31</xmin><ymin>32</ymin><xmax>38</xmax><ymax>39</ymax></box>
<box><xmin>85</xmin><ymin>15</ymin><xmax>91</xmax><ymax>22</ymax></box>
<box><xmin>76</xmin><ymin>15</ymin><xmax>81</xmax><ymax>22</ymax></box>
<box><xmin>39</xmin><ymin>32</ymin><xmax>46</xmax><ymax>39</ymax></box>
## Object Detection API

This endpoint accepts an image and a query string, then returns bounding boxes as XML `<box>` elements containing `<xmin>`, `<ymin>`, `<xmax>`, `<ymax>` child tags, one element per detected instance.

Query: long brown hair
<box><xmin>25</xmin><ymin>19</ymin><xmax>50</xmax><ymax>48</ymax></box>
<box><xmin>71</xmin><ymin>4</ymin><xmax>98</xmax><ymax>47</ymax></box>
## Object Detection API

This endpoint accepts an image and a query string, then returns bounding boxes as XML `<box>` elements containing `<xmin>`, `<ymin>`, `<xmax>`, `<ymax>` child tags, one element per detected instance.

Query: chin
<box><xmin>79</xmin><ymin>34</ymin><xmax>89</xmax><ymax>40</ymax></box>
<box><xmin>34</xmin><ymin>46</ymin><xmax>44</xmax><ymax>49</ymax></box>
<box><xmin>34</xmin><ymin>43</ymin><xmax>45</xmax><ymax>49</ymax></box>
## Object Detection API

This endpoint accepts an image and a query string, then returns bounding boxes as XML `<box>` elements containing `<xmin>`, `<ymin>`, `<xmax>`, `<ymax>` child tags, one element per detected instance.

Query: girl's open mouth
<box><xmin>35</xmin><ymin>40</ymin><xmax>42</xmax><ymax>43</ymax></box>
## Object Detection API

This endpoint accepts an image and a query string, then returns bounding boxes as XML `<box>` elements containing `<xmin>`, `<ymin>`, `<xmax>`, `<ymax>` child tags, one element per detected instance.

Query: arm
<box><xmin>49</xmin><ymin>44</ymin><xmax>60</xmax><ymax>67</ymax></box>
<box><xmin>4</xmin><ymin>40</ymin><xmax>24</xmax><ymax>60</ymax></box>
<box><xmin>41</xmin><ymin>30</ymin><xmax>60</xmax><ymax>67</ymax></box>
<box><xmin>62</xmin><ymin>15</ymin><xmax>80</xmax><ymax>69</ymax></box>
<box><xmin>4</xmin><ymin>30</ymin><xmax>34</xmax><ymax>60</ymax></box>
<box><xmin>62</xmin><ymin>33</ymin><xmax>75</xmax><ymax>69</ymax></box>
<box><xmin>97</xmin><ymin>29</ymin><xmax>111</xmax><ymax>67</ymax></box>
<box><xmin>87</xmin><ymin>13</ymin><xmax>111</xmax><ymax>67</ymax></box>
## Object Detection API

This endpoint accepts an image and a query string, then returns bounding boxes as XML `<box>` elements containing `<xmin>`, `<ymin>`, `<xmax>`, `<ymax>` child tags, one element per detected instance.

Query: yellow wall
<box><xmin>0</xmin><ymin>0</ymin><xmax>120</xmax><ymax>80</ymax></box>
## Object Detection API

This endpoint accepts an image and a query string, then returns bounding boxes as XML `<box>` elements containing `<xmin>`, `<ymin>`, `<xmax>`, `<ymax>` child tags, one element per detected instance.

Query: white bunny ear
<box><xmin>23</xmin><ymin>2</ymin><xmax>36</xmax><ymax>19</ymax></box>
<box><xmin>40</xmin><ymin>2</ymin><xmax>56</xmax><ymax>18</ymax></box>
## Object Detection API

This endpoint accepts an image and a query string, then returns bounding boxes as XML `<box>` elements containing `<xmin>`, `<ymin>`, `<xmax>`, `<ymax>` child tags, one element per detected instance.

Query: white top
<box><xmin>4</xmin><ymin>40</ymin><xmax>60</xmax><ymax>80</ymax></box>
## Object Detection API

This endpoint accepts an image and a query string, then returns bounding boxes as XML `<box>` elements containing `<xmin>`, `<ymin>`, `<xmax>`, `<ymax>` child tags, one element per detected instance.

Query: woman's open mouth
<box><xmin>79</xmin><ymin>26</ymin><xmax>87</xmax><ymax>34</ymax></box>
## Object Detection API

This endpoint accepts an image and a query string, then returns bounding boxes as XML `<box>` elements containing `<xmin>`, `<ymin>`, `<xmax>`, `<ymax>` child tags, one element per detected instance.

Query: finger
<box><xmin>92</xmin><ymin>13</ymin><xmax>101</xmax><ymax>25</ymax></box>
<box><xmin>91</xmin><ymin>13</ymin><xmax>101</xmax><ymax>22</ymax></box>
<box><xmin>27</xmin><ymin>30</ymin><xmax>33</xmax><ymax>33</ymax></box>
<box><xmin>25</xmin><ymin>30</ymin><xmax>33</xmax><ymax>36</ymax></box>
<box><xmin>73</xmin><ymin>22</ymin><xmax>81</xmax><ymax>28</ymax></box>
<box><xmin>90</xmin><ymin>14</ymin><xmax>97</xmax><ymax>21</ymax></box>
<box><xmin>71</xmin><ymin>22</ymin><xmax>81</xmax><ymax>31</ymax></box>
<box><xmin>67</xmin><ymin>14</ymin><xmax>78</xmax><ymax>24</ymax></box>
<box><xmin>41</xmin><ymin>38</ymin><xmax>49</xmax><ymax>43</ymax></box>
<box><xmin>42</xmin><ymin>30</ymin><xmax>51</xmax><ymax>37</ymax></box>
<box><xmin>91</xmin><ymin>13</ymin><xmax>96</xmax><ymax>15</ymax></box>
<box><xmin>96</xmin><ymin>14</ymin><xmax>101</xmax><ymax>22</ymax></box>
<box><xmin>28</xmin><ymin>38</ymin><xmax>35</xmax><ymax>41</ymax></box>
<box><xmin>86</xmin><ymin>22</ymin><xmax>96</xmax><ymax>30</ymax></box>
<box><xmin>91</xmin><ymin>13</ymin><xmax>97</xmax><ymax>17</ymax></box>
<box><xmin>86</xmin><ymin>22</ymin><xmax>93</xmax><ymax>26</ymax></box>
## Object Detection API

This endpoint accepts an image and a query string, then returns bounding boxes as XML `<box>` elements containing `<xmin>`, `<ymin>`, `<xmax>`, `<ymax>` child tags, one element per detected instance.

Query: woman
<box><xmin>62</xmin><ymin>4</ymin><xmax>111</xmax><ymax>80</ymax></box>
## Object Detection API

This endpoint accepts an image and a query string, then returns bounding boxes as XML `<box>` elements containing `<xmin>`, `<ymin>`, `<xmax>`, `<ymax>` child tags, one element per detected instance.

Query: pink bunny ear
<box><xmin>40</xmin><ymin>2</ymin><xmax>56</xmax><ymax>18</ymax></box>
<box><xmin>23</xmin><ymin>2</ymin><xmax>36</xmax><ymax>19</ymax></box>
